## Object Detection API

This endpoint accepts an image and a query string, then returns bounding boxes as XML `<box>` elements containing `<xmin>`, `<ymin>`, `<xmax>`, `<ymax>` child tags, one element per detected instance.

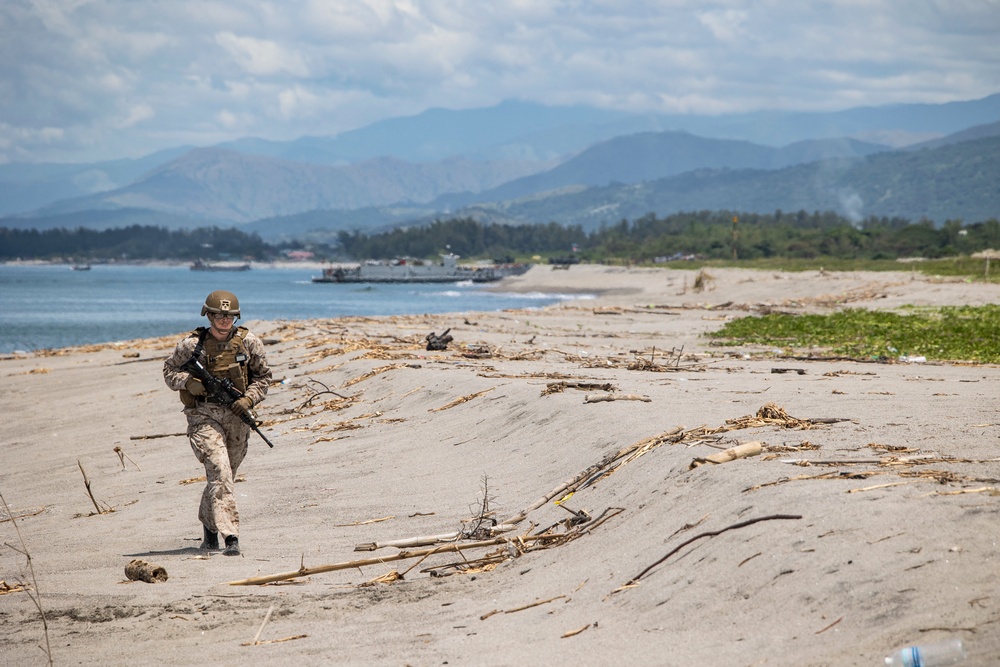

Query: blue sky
<box><xmin>2</xmin><ymin>0</ymin><xmax>998</xmax><ymax>164</ymax></box>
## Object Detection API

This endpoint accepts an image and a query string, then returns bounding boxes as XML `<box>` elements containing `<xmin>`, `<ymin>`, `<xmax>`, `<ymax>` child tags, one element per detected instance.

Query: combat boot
<box><xmin>224</xmin><ymin>535</ymin><xmax>240</xmax><ymax>556</ymax></box>
<box><xmin>201</xmin><ymin>526</ymin><xmax>220</xmax><ymax>551</ymax></box>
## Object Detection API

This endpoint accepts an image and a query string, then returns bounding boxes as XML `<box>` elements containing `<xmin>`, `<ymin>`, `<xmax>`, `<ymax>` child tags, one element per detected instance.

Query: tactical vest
<box><xmin>179</xmin><ymin>326</ymin><xmax>251</xmax><ymax>407</ymax></box>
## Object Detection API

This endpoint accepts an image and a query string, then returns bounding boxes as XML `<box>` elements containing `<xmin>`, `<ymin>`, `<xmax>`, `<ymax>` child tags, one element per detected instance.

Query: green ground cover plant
<box><xmin>708</xmin><ymin>305</ymin><xmax>1000</xmax><ymax>363</ymax></box>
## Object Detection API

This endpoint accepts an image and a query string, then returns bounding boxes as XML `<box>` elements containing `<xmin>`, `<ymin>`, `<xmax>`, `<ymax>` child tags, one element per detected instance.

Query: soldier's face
<box><xmin>208</xmin><ymin>313</ymin><xmax>235</xmax><ymax>337</ymax></box>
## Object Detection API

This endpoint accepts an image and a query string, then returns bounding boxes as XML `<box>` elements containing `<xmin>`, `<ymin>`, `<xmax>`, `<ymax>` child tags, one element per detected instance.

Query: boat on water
<box><xmin>71</xmin><ymin>264</ymin><xmax>91</xmax><ymax>271</ymax></box>
<box><xmin>190</xmin><ymin>259</ymin><xmax>251</xmax><ymax>271</ymax></box>
<box><xmin>312</xmin><ymin>253</ymin><xmax>530</xmax><ymax>284</ymax></box>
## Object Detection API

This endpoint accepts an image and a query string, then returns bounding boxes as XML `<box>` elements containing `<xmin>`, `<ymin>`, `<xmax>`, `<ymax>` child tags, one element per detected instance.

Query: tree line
<box><xmin>0</xmin><ymin>225</ymin><xmax>272</xmax><ymax>261</ymax></box>
<box><xmin>338</xmin><ymin>211</ymin><xmax>1000</xmax><ymax>262</ymax></box>
<box><xmin>4</xmin><ymin>210</ymin><xmax>1000</xmax><ymax>263</ymax></box>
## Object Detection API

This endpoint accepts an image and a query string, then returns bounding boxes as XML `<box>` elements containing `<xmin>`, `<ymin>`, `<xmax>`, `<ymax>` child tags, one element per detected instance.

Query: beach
<box><xmin>2</xmin><ymin>264</ymin><xmax>1000</xmax><ymax>666</ymax></box>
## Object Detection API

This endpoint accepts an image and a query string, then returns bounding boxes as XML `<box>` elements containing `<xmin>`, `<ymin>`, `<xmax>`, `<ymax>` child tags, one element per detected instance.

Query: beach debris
<box><xmin>245</xmin><ymin>604</ymin><xmax>274</xmax><ymax>645</ymax></box>
<box><xmin>542</xmin><ymin>381</ymin><xmax>617</xmax><ymax>395</ymax></box>
<box><xmin>128</xmin><ymin>432</ymin><xmax>186</xmax><ymax>441</ymax></box>
<box><xmin>296</xmin><ymin>378</ymin><xmax>350</xmax><ymax>410</ymax></box>
<box><xmin>616</xmin><ymin>514</ymin><xmax>803</xmax><ymax>592</ymax></box>
<box><xmin>0</xmin><ymin>580</ymin><xmax>29</xmax><ymax>595</ymax></box>
<box><xmin>76</xmin><ymin>461</ymin><xmax>113</xmax><ymax>516</ymax></box>
<box><xmin>502</xmin><ymin>595</ymin><xmax>567</xmax><ymax>615</ymax></box>
<box><xmin>584</xmin><ymin>393</ymin><xmax>651</xmax><ymax>403</ymax></box>
<box><xmin>771</xmin><ymin>368</ymin><xmax>806</xmax><ymax>375</ymax></box>
<box><xmin>690</xmin><ymin>441</ymin><xmax>763</xmax><ymax>469</ymax></box>
<box><xmin>361</xmin><ymin>570</ymin><xmax>403</xmax><ymax>586</ymax></box>
<box><xmin>114</xmin><ymin>446</ymin><xmax>141</xmax><ymax>471</ymax></box>
<box><xmin>342</xmin><ymin>363</ymin><xmax>408</xmax><ymax>388</ymax></box>
<box><xmin>125</xmin><ymin>559</ymin><xmax>168</xmax><ymax>583</ymax></box>
<box><xmin>461</xmin><ymin>344</ymin><xmax>493</xmax><ymax>358</ymax></box>
<box><xmin>429</xmin><ymin>387</ymin><xmax>496</xmax><ymax>412</ymax></box>
<box><xmin>228</xmin><ymin>534</ymin><xmax>564</xmax><ymax>586</ymax></box>
<box><xmin>335</xmin><ymin>515</ymin><xmax>394</xmax><ymax>528</ymax></box>
<box><xmin>562</xmin><ymin>623</ymin><xmax>593</xmax><ymax>638</ymax></box>
<box><xmin>425</xmin><ymin>328</ymin><xmax>453</xmax><ymax>351</ymax></box>
<box><xmin>722</xmin><ymin>402</ymin><xmax>849</xmax><ymax>430</ymax></box>
<box><xmin>0</xmin><ymin>506</ymin><xmax>46</xmax><ymax>524</ymax></box>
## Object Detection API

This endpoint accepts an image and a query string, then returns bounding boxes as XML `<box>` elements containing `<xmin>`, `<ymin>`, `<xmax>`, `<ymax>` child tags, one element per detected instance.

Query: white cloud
<box><xmin>215</xmin><ymin>32</ymin><xmax>311</xmax><ymax>77</ymax></box>
<box><xmin>0</xmin><ymin>0</ymin><xmax>997</xmax><ymax>162</ymax></box>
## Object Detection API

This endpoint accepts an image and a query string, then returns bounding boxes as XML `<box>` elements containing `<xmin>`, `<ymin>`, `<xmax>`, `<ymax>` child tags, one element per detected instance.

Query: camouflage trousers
<box><xmin>185</xmin><ymin>403</ymin><xmax>251</xmax><ymax>539</ymax></box>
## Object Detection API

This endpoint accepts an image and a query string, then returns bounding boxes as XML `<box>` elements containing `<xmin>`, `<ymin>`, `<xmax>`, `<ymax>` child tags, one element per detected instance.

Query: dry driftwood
<box><xmin>690</xmin><ymin>441</ymin><xmax>763</xmax><ymax>469</ymax></box>
<box><xmin>129</xmin><ymin>432</ymin><xmax>186</xmax><ymax>441</ymax></box>
<box><xmin>542</xmin><ymin>381</ymin><xmax>617</xmax><ymax>396</ymax></box>
<box><xmin>429</xmin><ymin>387</ymin><xmax>495</xmax><ymax>412</ymax></box>
<box><xmin>229</xmin><ymin>534</ymin><xmax>561</xmax><ymax>586</ymax></box>
<box><xmin>125</xmin><ymin>559</ymin><xmax>168</xmax><ymax>583</ymax></box>
<box><xmin>584</xmin><ymin>393</ymin><xmax>650</xmax><ymax>404</ymax></box>
<box><xmin>353</xmin><ymin>524</ymin><xmax>517</xmax><ymax>552</ymax></box>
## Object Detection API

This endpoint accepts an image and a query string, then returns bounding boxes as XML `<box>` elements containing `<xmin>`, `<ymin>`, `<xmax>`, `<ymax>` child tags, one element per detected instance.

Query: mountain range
<box><xmin>2</xmin><ymin>94</ymin><xmax>998</xmax><ymax>241</ymax></box>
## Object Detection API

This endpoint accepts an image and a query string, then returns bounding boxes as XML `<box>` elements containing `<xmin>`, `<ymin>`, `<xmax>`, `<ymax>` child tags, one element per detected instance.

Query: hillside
<box><xmin>435</xmin><ymin>133</ymin><xmax>886</xmax><ymax>207</ymax></box>
<box><xmin>28</xmin><ymin>148</ymin><xmax>554</xmax><ymax>224</ymax></box>
<box><xmin>443</xmin><ymin>135</ymin><xmax>1000</xmax><ymax>230</ymax></box>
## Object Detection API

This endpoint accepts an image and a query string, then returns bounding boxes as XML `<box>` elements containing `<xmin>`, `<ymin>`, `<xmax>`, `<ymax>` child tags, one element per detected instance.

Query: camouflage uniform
<box><xmin>163</xmin><ymin>327</ymin><xmax>271</xmax><ymax>542</ymax></box>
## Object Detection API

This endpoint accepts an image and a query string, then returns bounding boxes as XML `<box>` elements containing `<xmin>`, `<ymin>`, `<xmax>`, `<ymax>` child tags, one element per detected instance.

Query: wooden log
<box><xmin>584</xmin><ymin>393</ymin><xmax>651</xmax><ymax>403</ymax></box>
<box><xmin>125</xmin><ymin>559</ymin><xmax>168</xmax><ymax>583</ymax></box>
<box><xmin>689</xmin><ymin>441</ymin><xmax>763</xmax><ymax>469</ymax></box>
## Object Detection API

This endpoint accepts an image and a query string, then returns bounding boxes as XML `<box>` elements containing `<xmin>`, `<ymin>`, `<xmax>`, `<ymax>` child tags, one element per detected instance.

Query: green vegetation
<box><xmin>0</xmin><ymin>225</ymin><xmax>273</xmax><ymax>262</ymax></box>
<box><xmin>708</xmin><ymin>306</ymin><xmax>1000</xmax><ymax>363</ymax></box>
<box><xmin>5</xmin><ymin>210</ymin><xmax>1000</xmax><ymax>275</ymax></box>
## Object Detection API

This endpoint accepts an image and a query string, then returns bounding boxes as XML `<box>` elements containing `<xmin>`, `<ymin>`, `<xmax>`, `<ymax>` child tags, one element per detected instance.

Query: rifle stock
<box><xmin>180</xmin><ymin>357</ymin><xmax>275</xmax><ymax>448</ymax></box>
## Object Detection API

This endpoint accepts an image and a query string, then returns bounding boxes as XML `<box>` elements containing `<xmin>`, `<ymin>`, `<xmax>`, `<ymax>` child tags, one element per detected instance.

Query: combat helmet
<box><xmin>201</xmin><ymin>290</ymin><xmax>241</xmax><ymax>317</ymax></box>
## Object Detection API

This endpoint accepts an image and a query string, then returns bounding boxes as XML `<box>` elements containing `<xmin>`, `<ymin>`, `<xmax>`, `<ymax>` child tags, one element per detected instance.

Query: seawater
<box><xmin>0</xmin><ymin>264</ymin><xmax>584</xmax><ymax>353</ymax></box>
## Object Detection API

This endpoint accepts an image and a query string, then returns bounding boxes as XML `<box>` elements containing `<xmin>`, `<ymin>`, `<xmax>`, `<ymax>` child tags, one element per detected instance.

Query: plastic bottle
<box><xmin>884</xmin><ymin>638</ymin><xmax>967</xmax><ymax>666</ymax></box>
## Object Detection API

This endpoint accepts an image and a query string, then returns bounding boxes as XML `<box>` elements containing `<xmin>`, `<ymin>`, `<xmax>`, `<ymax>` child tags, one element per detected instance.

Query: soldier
<box><xmin>163</xmin><ymin>290</ymin><xmax>272</xmax><ymax>556</ymax></box>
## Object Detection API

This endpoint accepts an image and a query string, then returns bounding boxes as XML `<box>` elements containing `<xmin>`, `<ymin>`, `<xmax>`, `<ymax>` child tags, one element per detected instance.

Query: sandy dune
<box><xmin>2</xmin><ymin>264</ymin><xmax>999</xmax><ymax>666</ymax></box>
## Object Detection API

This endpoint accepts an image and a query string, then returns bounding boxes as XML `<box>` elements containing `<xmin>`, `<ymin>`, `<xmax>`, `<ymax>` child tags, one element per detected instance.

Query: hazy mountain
<box><xmin>27</xmin><ymin>147</ymin><xmax>556</xmax><ymax>224</ymax></box>
<box><xmin>434</xmin><ymin>132</ymin><xmax>887</xmax><ymax>208</ymax></box>
<box><xmin>444</xmin><ymin>135</ymin><xmax>1000</xmax><ymax>230</ymax></box>
<box><xmin>217</xmin><ymin>100</ymin><xmax>634</xmax><ymax>164</ymax></box>
<box><xmin>216</xmin><ymin>93</ymin><xmax>1000</xmax><ymax>164</ymax></box>
<box><xmin>905</xmin><ymin>120</ymin><xmax>1000</xmax><ymax>151</ymax></box>
<box><xmin>0</xmin><ymin>147</ymin><xmax>189</xmax><ymax>216</ymax></box>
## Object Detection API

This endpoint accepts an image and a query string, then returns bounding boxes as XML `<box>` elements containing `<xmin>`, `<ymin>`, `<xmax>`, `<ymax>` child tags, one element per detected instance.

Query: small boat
<box><xmin>190</xmin><ymin>259</ymin><xmax>251</xmax><ymax>271</ymax></box>
<box><xmin>313</xmin><ymin>253</ymin><xmax>530</xmax><ymax>284</ymax></box>
<box><xmin>71</xmin><ymin>264</ymin><xmax>91</xmax><ymax>271</ymax></box>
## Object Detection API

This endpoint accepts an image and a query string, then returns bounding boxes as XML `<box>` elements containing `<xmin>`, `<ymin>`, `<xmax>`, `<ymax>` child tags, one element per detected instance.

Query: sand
<box><xmin>2</xmin><ymin>264</ymin><xmax>1000</xmax><ymax>666</ymax></box>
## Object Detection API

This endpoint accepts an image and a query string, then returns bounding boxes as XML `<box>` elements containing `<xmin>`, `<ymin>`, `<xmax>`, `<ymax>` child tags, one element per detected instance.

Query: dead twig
<box><xmin>250</xmin><ymin>605</ymin><xmax>274</xmax><ymax>645</ymax></box>
<box><xmin>298</xmin><ymin>378</ymin><xmax>351</xmax><ymax>409</ymax></box>
<box><xmin>429</xmin><ymin>387</ymin><xmax>495</xmax><ymax>412</ymax></box>
<box><xmin>77</xmin><ymin>460</ymin><xmax>112</xmax><ymax>515</ymax></box>
<box><xmin>504</xmin><ymin>595</ymin><xmax>566</xmax><ymax>614</ymax></box>
<box><xmin>1</xmin><ymin>492</ymin><xmax>53</xmax><ymax>666</ymax></box>
<box><xmin>114</xmin><ymin>446</ymin><xmax>141</xmax><ymax>471</ymax></box>
<box><xmin>619</xmin><ymin>514</ymin><xmax>803</xmax><ymax>589</ymax></box>
<box><xmin>562</xmin><ymin>624</ymin><xmax>592</xmax><ymax>638</ymax></box>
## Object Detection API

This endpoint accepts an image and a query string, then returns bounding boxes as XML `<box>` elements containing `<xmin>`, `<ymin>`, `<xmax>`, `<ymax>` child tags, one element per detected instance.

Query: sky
<box><xmin>2</xmin><ymin>0</ymin><xmax>999</xmax><ymax>165</ymax></box>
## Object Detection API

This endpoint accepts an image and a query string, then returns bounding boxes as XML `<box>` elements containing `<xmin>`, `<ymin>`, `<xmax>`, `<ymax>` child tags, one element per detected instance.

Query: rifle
<box><xmin>181</xmin><ymin>356</ymin><xmax>275</xmax><ymax>448</ymax></box>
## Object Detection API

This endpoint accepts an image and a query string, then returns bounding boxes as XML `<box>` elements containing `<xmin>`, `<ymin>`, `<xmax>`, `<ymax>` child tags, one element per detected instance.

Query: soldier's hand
<box><xmin>185</xmin><ymin>378</ymin><xmax>207</xmax><ymax>396</ymax></box>
<box><xmin>231</xmin><ymin>397</ymin><xmax>253</xmax><ymax>418</ymax></box>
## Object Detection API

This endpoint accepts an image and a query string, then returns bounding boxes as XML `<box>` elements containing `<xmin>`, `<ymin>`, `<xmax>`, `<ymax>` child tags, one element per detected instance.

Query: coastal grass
<box><xmin>708</xmin><ymin>305</ymin><xmax>1000</xmax><ymax>363</ymax></box>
